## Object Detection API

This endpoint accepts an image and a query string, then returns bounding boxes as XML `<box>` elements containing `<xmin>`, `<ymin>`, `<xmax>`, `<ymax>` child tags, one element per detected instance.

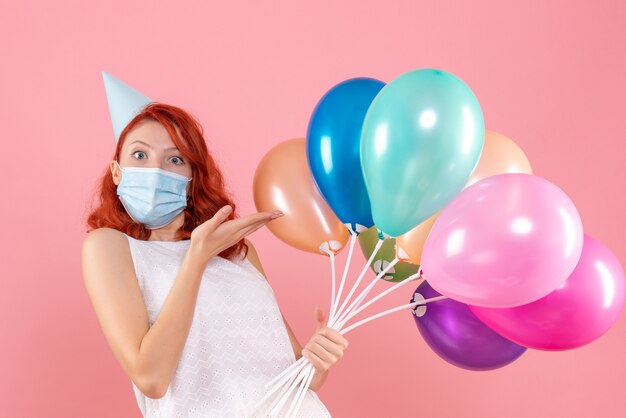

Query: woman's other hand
<box><xmin>302</xmin><ymin>305</ymin><xmax>349</xmax><ymax>377</ymax></box>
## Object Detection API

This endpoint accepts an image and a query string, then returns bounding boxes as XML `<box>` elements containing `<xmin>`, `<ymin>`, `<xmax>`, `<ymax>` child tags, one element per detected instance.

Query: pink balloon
<box><xmin>470</xmin><ymin>234</ymin><xmax>626</xmax><ymax>350</ymax></box>
<box><xmin>421</xmin><ymin>173</ymin><xmax>583</xmax><ymax>308</ymax></box>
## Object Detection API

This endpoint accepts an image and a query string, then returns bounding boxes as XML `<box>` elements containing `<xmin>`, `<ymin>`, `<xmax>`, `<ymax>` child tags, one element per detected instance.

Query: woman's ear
<box><xmin>110</xmin><ymin>160</ymin><xmax>121</xmax><ymax>186</ymax></box>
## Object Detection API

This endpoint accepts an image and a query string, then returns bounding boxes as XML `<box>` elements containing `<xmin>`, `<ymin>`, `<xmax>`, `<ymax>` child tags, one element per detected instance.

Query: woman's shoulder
<box><xmin>241</xmin><ymin>238</ymin><xmax>267</xmax><ymax>278</ymax></box>
<box><xmin>82</xmin><ymin>228</ymin><xmax>130</xmax><ymax>260</ymax></box>
<box><xmin>83</xmin><ymin>227</ymin><xmax>127</xmax><ymax>243</ymax></box>
<box><xmin>81</xmin><ymin>228</ymin><xmax>136</xmax><ymax>292</ymax></box>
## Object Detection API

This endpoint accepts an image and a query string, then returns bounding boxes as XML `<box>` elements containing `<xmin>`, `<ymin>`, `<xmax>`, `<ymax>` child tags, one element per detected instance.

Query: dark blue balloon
<box><xmin>306</xmin><ymin>77</ymin><xmax>385</xmax><ymax>234</ymax></box>
<box><xmin>410</xmin><ymin>281</ymin><xmax>526</xmax><ymax>371</ymax></box>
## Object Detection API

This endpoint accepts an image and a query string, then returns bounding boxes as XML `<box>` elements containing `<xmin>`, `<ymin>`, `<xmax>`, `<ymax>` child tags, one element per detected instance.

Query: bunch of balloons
<box><xmin>252</xmin><ymin>68</ymin><xmax>625</xmax><ymax>416</ymax></box>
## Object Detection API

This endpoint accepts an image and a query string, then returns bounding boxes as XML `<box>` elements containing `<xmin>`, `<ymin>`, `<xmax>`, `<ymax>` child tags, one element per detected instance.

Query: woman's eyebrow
<box><xmin>129</xmin><ymin>140</ymin><xmax>178</xmax><ymax>151</ymax></box>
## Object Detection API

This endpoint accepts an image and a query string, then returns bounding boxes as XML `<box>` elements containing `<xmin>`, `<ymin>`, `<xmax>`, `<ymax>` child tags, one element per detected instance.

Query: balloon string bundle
<box><xmin>251</xmin><ymin>233</ymin><xmax>448</xmax><ymax>417</ymax></box>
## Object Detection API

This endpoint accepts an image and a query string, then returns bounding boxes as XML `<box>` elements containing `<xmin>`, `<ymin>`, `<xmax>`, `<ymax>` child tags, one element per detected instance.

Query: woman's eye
<box><xmin>170</xmin><ymin>156</ymin><xmax>184</xmax><ymax>165</ymax></box>
<box><xmin>132</xmin><ymin>151</ymin><xmax>146</xmax><ymax>159</ymax></box>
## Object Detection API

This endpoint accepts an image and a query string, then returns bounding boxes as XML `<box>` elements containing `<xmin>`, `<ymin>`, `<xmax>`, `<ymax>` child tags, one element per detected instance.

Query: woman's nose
<box><xmin>143</xmin><ymin>160</ymin><xmax>166</xmax><ymax>170</ymax></box>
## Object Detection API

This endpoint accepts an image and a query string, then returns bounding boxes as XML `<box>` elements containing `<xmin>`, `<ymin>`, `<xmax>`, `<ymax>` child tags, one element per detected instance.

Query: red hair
<box><xmin>85</xmin><ymin>102</ymin><xmax>248</xmax><ymax>261</ymax></box>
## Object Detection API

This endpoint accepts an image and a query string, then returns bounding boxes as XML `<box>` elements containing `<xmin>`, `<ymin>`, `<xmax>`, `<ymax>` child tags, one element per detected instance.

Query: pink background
<box><xmin>2</xmin><ymin>0</ymin><xmax>625</xmax><ymax>417</ymax></box>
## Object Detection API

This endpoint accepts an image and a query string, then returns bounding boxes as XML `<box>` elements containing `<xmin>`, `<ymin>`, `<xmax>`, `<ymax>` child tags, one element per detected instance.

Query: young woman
<box><xmin>81</xmin><ymin>103</ymin><xmax>349</xmax><ymax>417</ymax></box>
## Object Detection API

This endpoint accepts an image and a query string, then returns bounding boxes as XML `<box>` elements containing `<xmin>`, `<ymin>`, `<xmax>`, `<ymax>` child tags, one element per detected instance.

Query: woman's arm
<box><xmin>243</xmin><ymin>238</ymin><xmax>304</xmax><ymax>357</ymax></box>
<box><xmin>243</xmin><ymin>239</ymin><xmax>331</xmax><ymax>392</ymax></box>
<box><xmin>81</xmin><ymin>228</ymin><xmax>212</xmax><ymax>399</ymax></box>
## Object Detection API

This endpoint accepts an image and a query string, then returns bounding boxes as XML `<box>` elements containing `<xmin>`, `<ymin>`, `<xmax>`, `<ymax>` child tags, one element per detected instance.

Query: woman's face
<box><xmin>111</xmin><ymin>119</ymin><xmax>192</xmax><ymax>185</ymax></box>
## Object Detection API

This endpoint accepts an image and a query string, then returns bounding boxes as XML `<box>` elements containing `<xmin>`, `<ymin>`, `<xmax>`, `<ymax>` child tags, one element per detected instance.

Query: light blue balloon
<box><xmin>360</xmin><ymin>68</ymin><xmax>484</xmax><ymax>237</ymax></box>
<box><xmin>307</xmin><ymin>77</ymin><xmax>385</xmax><ymax>234</ymax></box>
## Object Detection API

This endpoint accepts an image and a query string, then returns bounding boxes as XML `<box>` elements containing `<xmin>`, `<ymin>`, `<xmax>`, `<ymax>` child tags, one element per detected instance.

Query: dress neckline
<box><xmin>124</xmin><ymin>232</ymin><xmax>190</xmax><ymax>244</ymax></box>
<box><xmin>124</xmin><ymin>233</ymin><xmax>246</xmax><ymax>263</ymax></box>
<box><xmin>146</xmin><ymin>239</ymin><xmax>191</xmax><ymax>244</ymax></box>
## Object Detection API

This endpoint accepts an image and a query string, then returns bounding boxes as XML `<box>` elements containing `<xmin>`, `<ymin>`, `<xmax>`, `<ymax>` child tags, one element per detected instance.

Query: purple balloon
<box><xmin>410</xmin><ymin>281</ymin><xmax>526</xmax><ymax>371</ymax></box>
<box><xmin>470</xmin><ymin>234</ymin><xmax>626</xmax><ymax>350</ymax></box>
<box><xmin>421</xmin><ymin>173</ymin><xmax>584</xmax><ymax>308</ymax></box>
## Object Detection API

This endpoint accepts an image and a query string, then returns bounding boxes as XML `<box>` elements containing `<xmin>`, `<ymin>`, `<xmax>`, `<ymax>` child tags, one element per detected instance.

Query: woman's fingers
<box><xmin>216</xmin><ymin>211</ymin><xmax>278</xmax><ymax>235</ymax></box>
<box><xmin>316</xmin><ymin>327</ymin><xmax>349</xmax><ymax>349</ymax></box>
<box><xmin>307</xmin><ymin>340</ymin><xmax>339</xmax><ymax>364</ymax></box>
<box><xmin>239</xmin><ymin>221</ymin><xmax>270</xmax><ymax>238</ymax></box>
<box><xmin>237</xmin><ymin>213</ymin><xmax>282</xmax><ymax>237</ymax></box>
<box><xmin>309</xmin><ymin>333</ymin><xmax>344</xmax><ymax>358</ymax></box>
<box><xmin>233</xmin><ymin>212</ymin><xmax>281</xmax><ymax>230</ymax></box>
<box><xmin>240</xmin><ymin>211</ymin><xmax>283</xmax><ymax>225</ymax></box>
<box><xmin>302</xmin><ymin>348</ymin><xmax>330</xmax><ymax>372</ymax></box>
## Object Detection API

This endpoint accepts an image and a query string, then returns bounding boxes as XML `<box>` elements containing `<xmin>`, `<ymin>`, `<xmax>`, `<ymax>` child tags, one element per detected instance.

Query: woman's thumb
<box><xmin>315</xmin><ymin>304</ymin><xmax>326</xmax><ymax>330</ymax></box>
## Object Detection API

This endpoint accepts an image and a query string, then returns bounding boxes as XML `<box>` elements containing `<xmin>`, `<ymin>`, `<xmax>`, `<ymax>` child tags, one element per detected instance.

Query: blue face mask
<box><xmin>115</xmin><ymin>160</ymin><xmax>193</xmax><ymax>229</ymax></box>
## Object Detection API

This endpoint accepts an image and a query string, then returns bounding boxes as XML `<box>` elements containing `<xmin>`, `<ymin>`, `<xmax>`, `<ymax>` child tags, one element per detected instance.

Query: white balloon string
<box><xmin>278</xmin><ymin>261</ymin><xmax>426</xmax><ymax>416</ymax></box>
<box><xmin>338</xmin><ymin>274</ymin><xmax>424</xmax><ymax>328</ymax></box>
<box><xmin>264</xmin><ymin>356</ymin><xmax>313</xmax><ymax>416</ymax></box>
<box><xmin>332</xmin><ymin>256</ymin><xmax>400</xmax><ymax>328</ymax></box>
<box><xmin>328</xmin><ymin>238</ymin><xmax>385</xmax><ymax>328</ymax></box>
<box><xmin>263</xmin><ymin>234</ymin><xmax>371</xmax><ymax>416</ymax></box>
<box><xmin>253</xmin><ymin>358</ymin><xmax>304</xmax><ymax>416</ymax></box>
<box><xmin>269</xmin><ymin>363</ymin><xmax>312</xmax><ymax>416</ymax></box>
<box><xmin>287</xmin><ymin>364</ymin><xmax>316</xmax><ymax>418</ymax></box>
<box><xmin>330</xmin><ymin>230</ymin><xmax>357</xmax><ymax>322</ymax></box>
<box><xmin>339</xmin><ymin>296</ymin><xmax>449</xmax><ymax>335</ymax></box>
<box><xmin>257</xmin><ymin>359</ymin><xmax>308</xmax><ymax>415</ymax></box>
<box><xmin>328</xmin><ymin>251</ymin><xmax>337</xmax><ymax>322</ymax></box>
<box><xmin>259</xmin><ymin>234</ymin><xmax>400</xmax><ymax>416</ymax></box>
<box><xmin>266</xmin><ymin>366</ymin><xmax>303</xmax><ymax>416</ymax></box>
<box><xmin>264</xmin><ymin>356</ymin><xmax>305</xmax><ymax>388</ymax></box>
<box><xmin>267</xmin><ymin>367</ymin><xmax>307</xmax><ymax>417</ymax></box>
<box><xmin>285</xmin><ymin>369</ymin><xmax>308</xmax><ymax>418</ymax></box>
<box><xmin>285</xmin><ymin>363</ymin><xmax>315</xmax><ymax>418</ymax></box>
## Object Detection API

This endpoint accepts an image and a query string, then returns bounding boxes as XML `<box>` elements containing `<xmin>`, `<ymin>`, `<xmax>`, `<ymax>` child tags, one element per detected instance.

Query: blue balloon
<box><xmin>307</xmin><ymin>77</ymin><xmax>385</xmax><ymax>234</ymax></box>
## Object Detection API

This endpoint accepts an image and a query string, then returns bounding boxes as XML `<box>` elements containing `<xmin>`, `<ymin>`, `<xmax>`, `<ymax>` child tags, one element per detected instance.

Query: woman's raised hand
<box><xmin>302</xmin><ymin>304</ymin><xmax>349</xmax><ymax>378</ymax></box>
<box><xmin>190</xmin><ymin>205</ymin><xmax>283</xmax><ymax>264</ymax></box>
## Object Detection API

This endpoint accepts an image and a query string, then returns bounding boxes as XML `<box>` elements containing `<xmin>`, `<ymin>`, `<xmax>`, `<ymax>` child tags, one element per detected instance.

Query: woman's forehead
<box><xmin>125</xmin><ymin>119</ymin><xmax>180</xmax><ymax>150</ymax></box>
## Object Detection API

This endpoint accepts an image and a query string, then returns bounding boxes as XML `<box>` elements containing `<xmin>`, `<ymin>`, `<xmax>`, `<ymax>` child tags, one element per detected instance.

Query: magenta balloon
<box><xmin>469</xmin><ymin>234</ymin><xmax>626</xmax><ymax>350</ymax></box>
<box><xmin>421</xmin><ymin>173</ymin><xmax>583</xmax><ymax>308</ymax></box>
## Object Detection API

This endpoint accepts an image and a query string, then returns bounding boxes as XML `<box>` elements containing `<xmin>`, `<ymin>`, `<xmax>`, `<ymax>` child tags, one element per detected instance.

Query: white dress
<box><xmin>124</xmin><ymin>233</ymin><xmax>332</xmax><ymax>417</ymax></box>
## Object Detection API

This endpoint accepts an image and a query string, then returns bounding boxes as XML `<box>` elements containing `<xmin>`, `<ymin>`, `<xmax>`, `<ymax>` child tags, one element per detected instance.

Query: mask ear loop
<box><xmin>187</xmin><ymin>175</ymin><xmax>193</xmax><ymax>203</ymax></box>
